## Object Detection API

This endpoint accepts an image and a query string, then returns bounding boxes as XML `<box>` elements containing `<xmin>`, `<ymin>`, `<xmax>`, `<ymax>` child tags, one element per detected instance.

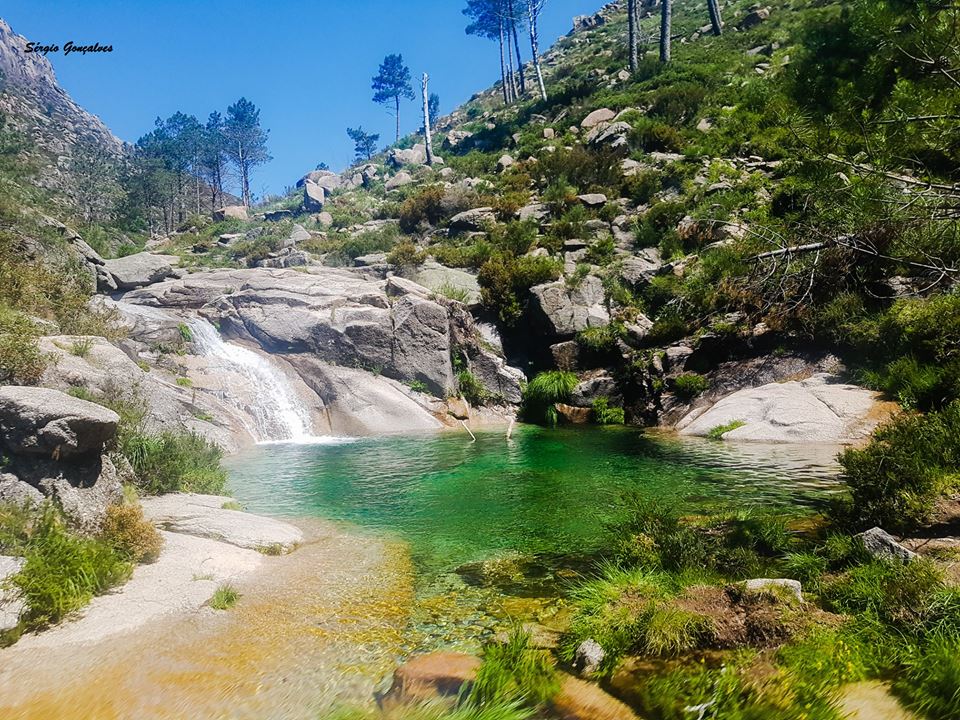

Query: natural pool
<box><xmin>226</xmin><ymin>425</ymin><xmax>842</xmax><ymax>592</ymax></box>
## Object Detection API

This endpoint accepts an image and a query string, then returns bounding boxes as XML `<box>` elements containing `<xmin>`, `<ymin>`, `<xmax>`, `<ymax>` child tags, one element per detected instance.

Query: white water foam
<box><xmin>188</xmin><ymin>318</ymin><xmax>337</xmax><ymax>445</ymax></box>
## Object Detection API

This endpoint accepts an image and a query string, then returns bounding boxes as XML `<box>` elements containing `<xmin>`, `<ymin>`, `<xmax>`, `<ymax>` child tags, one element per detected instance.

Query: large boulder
<box><xmin>677</xmin><ymin>373</ymin><xmax>888</xmax><ymax>443</ymax></box>
<box><xmin>302</xmin><ymin>181</ymin><xmax>326</xmax><ymax>212</ymax></box>
<box><xmin>213</xmin><ymin>205</ymin><xmax>248</xmax><ymax>221</ymax></box>
<box><xmin>620</xmin><ymin>250</ymin><xmax>663</xmax><ymax>287</ymax></box>
<box><xmin>530</xmin><ymin>276</ymin><xmax>610</xmax><ymax>337</ymax></box>
<box><xmin>101</xmin><ymin>252</ymin><xmax>176</xmax><ymax>291</ymax></box>
<box><xmin>586</xmin><ymin>121</ymin><xmax>632</xmax><ymax>152</ymax></box>
<box><xmin>449</xmin><ymin>207</ymin><xmax>497</xmax><ymax>232</ymax></box>
<box><xmin>387</xmin><ymin>144</ymin><xmax>428</xmax><ymax>168</ymax></box>
<box><xmin>580</xmin><ymin>108</ymin><xmax>616</xmax><ymax>129</ymax></box>
<box><xmin>0</xmin><ymin>387</ymin><xmax>119</xmax><ymax>459</ymax></box>
<box><xmin>297</xmin><ymin>170</ymin><xmax>341</xmax><ymax>192</ymax></box>
<box><xmin>411</xmin><ymin>261</ymin><xmax>482</xmax><ymax>306</ymax></box>
<box><xmin>123</xmin><ymin>267</ymin><xmax>458</xmax><ymax>398</ymax></box>
<box><xmin>385</xmin><ymin>171</ymin><xmax>415</xmax><ymax>191</ymax></box>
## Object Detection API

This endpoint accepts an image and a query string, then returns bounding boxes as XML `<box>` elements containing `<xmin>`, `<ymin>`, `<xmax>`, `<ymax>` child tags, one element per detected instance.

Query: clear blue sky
<box><xmin>4</xmin><ymin>0</ymin><xmax>601</xmax><ymax>197</ymax></box>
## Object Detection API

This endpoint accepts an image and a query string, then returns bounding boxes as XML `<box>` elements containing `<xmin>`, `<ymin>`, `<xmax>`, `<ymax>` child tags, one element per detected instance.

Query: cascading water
<box><xmin>188</xmin><ymin>318</ymin><xmax>321</xmax><ymax>444</ymax></box>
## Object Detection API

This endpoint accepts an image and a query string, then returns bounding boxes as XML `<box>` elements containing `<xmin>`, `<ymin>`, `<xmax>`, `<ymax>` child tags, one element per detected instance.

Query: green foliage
<box><xmin>122</xmin><ymin>431</ymin><xmax>227</xmax><ymax>496</ymax></box>
<box><xmin>209</xmin><ymin>583</ymin><xmax>240</xmax><ymax>610</ymax></box>
<box><xmin>671</xmin><ymin>373</ymin><xmax>709</xmax><ymax>401</ymax></box>
<box><xmin>477</xmin><ymin>254</ymin><xmax>561</xmax><ymax>326</ymax></box>
<box><xmin>346</xmin><ymin>126</ymin><xmax>380</xmax><ymax>161</ymax></box>
<box><xmin>591</xmin><ymin>397</ymin><xmax>624</xmax><ymax>425</ymax></box>
<box><xmin>0</xmin><ymin>305</ymin><xmax>48</xmax><ymax>385</ymax></box>
<box><xmin>399</xmin><ymin>185</ymin><xmax>445</xmax><ymax>232</ymax></box>
<box><xmin>468</xmin><ymin>628</ymin><xmax>560</xmax><ymax>709</ymax></box>
<box><xmin>896</xmin><ymin>631</ymin><xmax>960</xmax><ymax>720</ymax></box>
<box><xmin>706</xmin><ymin>420</ymin><xmax>745</xmax><ymax>439</ymax></box>
<box><xmin>13</xmin><ymin>507</ymin><xmax>131</xmax><ymax>628</ymax></box>
<box><xmin>326</xmin><ymin>701</ymin><xmax>531</xmax><ymax>720</ymax></box>
<box><xmin>522</xmin><ymin>371</ymin><xmax>578</xmax><ymax>425</ymax></box>
<box><xmin>386</xmin><ymin>240</ymin><xmax>427</xmax><ymax>272</ymax></box>
<box><xmin>457</xmin><ymin>370</ymin><xmax>488</xmax><ymax>406</ymax></box>
<box><xmin>833</xmin><ymin>402</ymin><xmax>960</xmax><ymax>532</ymax></box>
<box><xmin>68</xmin><ymin>337</ymin><xmax>94</xmax><ymax>358</ymax></box>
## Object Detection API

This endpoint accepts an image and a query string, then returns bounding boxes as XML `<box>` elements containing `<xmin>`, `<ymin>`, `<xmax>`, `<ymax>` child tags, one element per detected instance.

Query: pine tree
<box><xmin>223</xmin><ymin>98</ymin><xmax>271</xmax><ymax>207</ymax></box>
<box><xmin>372</xmin><ymin>54</ymin><xmax>415</xmax><ymax>142</ymax></box>
<box><xmin>347</xmin><ymin>126</ymin><xmax>380</xmax><ymax>161</ymax></box>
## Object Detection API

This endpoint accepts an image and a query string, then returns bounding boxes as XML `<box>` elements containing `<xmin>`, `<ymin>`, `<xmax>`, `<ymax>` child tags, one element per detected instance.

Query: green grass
<box><xmin>468</xmin><ymin>628</ymin><xmax>561</xmax><ymax>709</ymax></box>
<box><xmin>672</xmin><ymin>373</ymin><xmax>709</xmax><ymax>401</ymax></box>
<box><xmin>209</xmin><ymin>583</ymin><xmax>240</xmax><ymax>610</ymax></box>
<box><xmin>706</xmin><ymin>419</ymin><xmax>746</xmax><ymax>439</ymax></box>
<box><xmin>121</xmin><ymin>430</ymin><xmax>227</xmax><ymax>495</ymax></box>
<box><xmin>522</xmin><ymin>371</ymin><xmax>578</xmax><ymax>426</ymax></box>
<box><xmin>69</xmin><ymin>337</ymin><xmax>95</xmax><ymax>358</ymax></box>
<box><xmin>895</xmin><ymin>630</ymin><xmax>960</xmax><ymax>719</ymax></box>
<box><xmin>325</xmin><ymin>701</ymin><xmax>531</xmax><ymax>720</ymax></box>
<box><xmin>12</xmin><ymin>507</ymin><xmax>132</xmax><ymax>628</ymax></box>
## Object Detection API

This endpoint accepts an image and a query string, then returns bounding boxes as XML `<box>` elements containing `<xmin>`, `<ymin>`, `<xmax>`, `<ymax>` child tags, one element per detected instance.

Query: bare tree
<box><xmin>527</xmin><ymin>0</ymin><xmax>548</xmax><ymax>101</ymax></box>
<box><xmin>509</xmin><ymin>2</ymin><xmax>527</xmax><ymax>95</ymax></box>
<box><xmin>660</xmin><ymin>0</ymin><xmax>672</xmax><ymax>63</ymax></box>
<box><xmin>628</xmin><ymin>0</ymin><xmax>639</xmax><ymax>71</ymax></box>
<box><xmin>421</xmin><ymin>73</ymin><xmax>435</xmax><ymax>166</ymax></box>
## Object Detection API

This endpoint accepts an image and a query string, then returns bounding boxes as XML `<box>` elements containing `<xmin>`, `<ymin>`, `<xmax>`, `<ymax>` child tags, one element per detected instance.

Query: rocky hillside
<box><xmin>0</xmin><ymin>19</ymin><xmax>124</xmax><ymax>212</ymax></box>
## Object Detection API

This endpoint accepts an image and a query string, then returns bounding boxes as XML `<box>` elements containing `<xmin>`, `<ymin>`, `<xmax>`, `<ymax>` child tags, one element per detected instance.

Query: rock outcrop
<box><xmin>530</xmin><ymin>276</ymin><xmax>610</xmax><ymax>337</ymax></box>
<box><xmin>100</xmin><ymin>252</ymin><xmax>177</xmax><ymax>291</ymax></box>
<box><xmin>121</xmin><ymin>267</ymin><xmax>521</xmax><ymax>403</ymax></box>
<box><xmin>0</xmin><ymin>387</ymin><xmax>123</xmax><ymax>532</ymax></box>
<box><xmin>677</xmin><ymin>374</ymin><xmax>889</xmax><ymax>443</ymax></box>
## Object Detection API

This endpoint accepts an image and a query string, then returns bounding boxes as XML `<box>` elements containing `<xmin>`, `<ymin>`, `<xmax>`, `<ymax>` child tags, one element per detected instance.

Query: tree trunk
<box><xmin>422</xmin><ymin>73</ymin><xmax>434</xmax><ymax>166</ymax></box>
<box><xmin>628</xmin><ymin>0</ymin><xmax>638</xmax><ymax>71</ymax></box>
<box><xmin>395</xmin><ymin>95</ymin><xmax>401</xmax><ymax>142</ymax></box>
<box><xmin>505</xmin><ymin>26</ymin><xmax>518</xmax><ymax>100</ymax></box>
<box><xmin>527</xmin><ymin>0</ymin><xmax>547</xmax><ymax>101</ymax></box>
<box><xmin>498</xmin><ymin>17</ymin><xmax>513</xmax><ymax>103</ymax></box>
<box><xmin>660</xmin><ymin>0</ymin><xmax>672</xmax><ymax>63</ymax></box>
<box><xmin>510</xmin><ymin>14</ymin><xmax>526</xmax><ymax>95</ymax></box>
<box><xmin>707</xmin><ymin>0</ymin><xmax>722</xmax><ymax>35</ymax></box>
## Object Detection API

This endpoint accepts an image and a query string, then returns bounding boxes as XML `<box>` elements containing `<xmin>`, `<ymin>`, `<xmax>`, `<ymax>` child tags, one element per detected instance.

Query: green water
<box><xmin>225</xmin><ymin>425</ymin><xmax>841</xmax><ymax>577</ymax></box>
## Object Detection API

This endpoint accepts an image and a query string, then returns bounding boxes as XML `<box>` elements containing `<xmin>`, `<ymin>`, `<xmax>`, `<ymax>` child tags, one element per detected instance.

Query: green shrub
<box><xmin>101</xmin><ymin>502</ymin><xmax>163</xmax><ymax>563</ymax></box>
<box><xmin>0</xmin><ymin>305</ymin><xmax>48</xmax><ymax>385</ymax></box>
<box><xmin>13</xmin><ymin>507</ymin><xmax>131</xmax><ymax>627</ymax></box>
<box><xmin>672</xmin><ymin>373</ymin><xmax>709</xmax><ymax>400</ymax></box>
<box><xmin>457</xmin><ymin>370</ymin><xmax>488</xmax><ymax>406</ymax></box>
<box><xmin>469</xmin><ymin>628</ymin><xmax>561</xmax><ymax>708</ymax></box>
<box><xmin>522</xmin><ymin>371</ymin><xmax>578</xmax><ymax>426</ymax></box>
<box><xmin>478</xmin><ymin>254</ymin><xmax>561</xmax><ymax>326</ymax></box>
<box><xmin>399</xmin><ymin>185</ymin><xmax>445</xmax><ymax>232</ymax></box>
<box><xmin>896</xmin><ymin>631</ymin><xmax>960</xmax><ymax>720</ymax></box>
<box><xmin>387</xmin><ymin>240</ymin><xmax>427</xmax><ymax>271</ymax></box>
<box><xmin>69</xmin><ymin>337</ymin><xmax>94</xmax><ymax>358</ymax></box>
<box><xmin>592</xmin><ymin>398</ymin><xmax>625</xmax><ymax>425</ymax></box>
<box><xmin>833</xmin><ymin>401</ymin><xmax>960</xmax><ymax>532</ymax></box>
<box><xmin>209</xmin><ymin>583</ymin><xmax>240</xmax><ymax>610</ymax></box>
<box><xmin>122</xmin><ymin>430</ymin><xmax>227</xmax><ymax>495</ymax></box>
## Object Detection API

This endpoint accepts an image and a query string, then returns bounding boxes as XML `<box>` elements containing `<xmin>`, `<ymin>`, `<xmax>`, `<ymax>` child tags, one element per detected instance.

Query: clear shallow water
<box><xmin>225</xmin><ymin>425</ymin><xmax>842</xmax><ymax>576</ymax></box>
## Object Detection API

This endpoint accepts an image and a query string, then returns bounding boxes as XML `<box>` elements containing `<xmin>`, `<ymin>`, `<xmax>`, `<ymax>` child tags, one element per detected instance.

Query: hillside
<box><xmin>1</xmin><ymin>0</ymin><xmax>960</xmax><ymax>718</ymax></box>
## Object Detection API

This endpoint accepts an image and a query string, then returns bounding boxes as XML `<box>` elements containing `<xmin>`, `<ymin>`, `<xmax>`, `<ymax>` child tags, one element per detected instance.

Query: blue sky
<box><xmin>4</xmin><ymin>0</ymin><xmax>601</xmax><ymax>197</ymax></box>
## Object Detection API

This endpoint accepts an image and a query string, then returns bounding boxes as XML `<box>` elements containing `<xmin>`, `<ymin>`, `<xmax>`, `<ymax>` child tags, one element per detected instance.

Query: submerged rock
<box><xmin>552</xmin><ymin>675</ymin><xmax>637</xmax><ymax>720</ymax></box>
<box><xmin>381</xmin><ymin>652</ymin><xmax>481</xmax><ymax>708</ymax></box>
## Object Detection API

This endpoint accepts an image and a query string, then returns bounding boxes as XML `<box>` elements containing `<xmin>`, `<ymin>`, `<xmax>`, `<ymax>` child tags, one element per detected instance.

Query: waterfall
<box><xmin>188</xmin><ymin>318</ymin><xmax>321</xmax><ymax>444</ymax></box>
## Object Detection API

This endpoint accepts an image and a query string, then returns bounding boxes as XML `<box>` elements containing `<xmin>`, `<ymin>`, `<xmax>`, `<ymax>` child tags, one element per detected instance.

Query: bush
<box><xmin>833</xmin><ymin>401</ymin><xmax>960</xmax><ymax>532</ymax></box>
<box><xmin>122</xmin><ymin>430</ymin><xmax>227</xmax><ymax>495</ymax></box>
<box><xmin>478</xmin><ymin>254</ymin><xmax>561</xmax><ymax>326</ymax></box>
<box><xmin>13</xmin><ymin>507</ymin><xmax>131</xmax><ymax>627</ymax></box>
<box><xmin>0</xmin><ymin>306</ymin><xmax>48</xmax><ymax>385</ymax></box>
<box><xmin>457</xmin><ymin>370</ymin><xmax>488</xmax><ymax>406</ymax></box>
<box><xmin>387</xmin><ymin>240</ymin><xmax>426</xmax><ymax>272</ymax></box>
<box><xmin>469</xmin><ymin>628</ymin><xmax>561</xmax><ymax>708</ymax></box>
<box><xmin>896</xmin><ymin>631</ymin><xmax>960</xmax><ymax>720</ymax></box>
<box><xmin>399</xmin><ymin>185</ymin><xmax>445</xmax><ymax>232</ymax></box>
<box><xmin>592</xmin><ymin>397</ymin><xmax>625</xmax><ymax>425</ymax></box>
<box><xmin>522</xmin><ymin>371</ymin><xmax>578</xmax><ymax>425</ymax></box>
<box><xmin>672</xmin><ymin>373</ymin><xmax>709</xmax><ymax>400</ymax></box>
<box><xmin>101</xmin><ymin>502</ymin><xmax>163</xmax><ymax>563</ymax></box>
